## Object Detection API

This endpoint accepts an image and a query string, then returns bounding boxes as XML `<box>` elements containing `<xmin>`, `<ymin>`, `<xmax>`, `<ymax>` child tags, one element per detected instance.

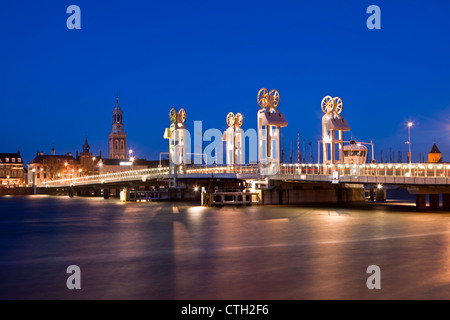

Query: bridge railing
<box><xmin>39</xmin><ymin>164</ymin><xmax>259</xmax><ymax>188</ymax></box>
<box><xmin>39</xmin><ymin>163</ymin><xmax>449</xmax><ymax>188</ymax></box>
<box><xmin>41</xmin><ymin>166</ymin><xmax>171</xmax><ymax>187</ymax></box>
<box><xmin>279</xmin><ymin>163</ymin><xmax>450</xmax><ymax>178</ymax></box>
<box><xmin>184</xmin><ymin>164</ymin><xmax>259</xmax><ymax>174</ymax></box>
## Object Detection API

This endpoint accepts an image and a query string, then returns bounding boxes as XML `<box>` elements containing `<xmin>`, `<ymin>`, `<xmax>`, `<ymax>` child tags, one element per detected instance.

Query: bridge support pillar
<box><xmin>103</xmin><ymin>188</ymin><xmax>110</xmax><ymax>199</ymax></box>
<box><xmin>443</xmin><ymin>194</ymin><xmax>450</xmax><ymax>210</ymax></box>
<box><xmin>416</xmin><ymin>194</ymin><xmax>426</xmax><ymax>210</ymax></box>
<box><xmin>369</xmin><ymin>188</ymin><xmax>375</xmax><ymax>202</ymax></box>
<box><xmin>429</xmin><ymin>194</ymin><xmax>440</xmax><ymax>210</ymax></box>
<box><xmin>376</xmin><ymin>189</ymin><xmax>386</xmax><ymax>202</ymax></box>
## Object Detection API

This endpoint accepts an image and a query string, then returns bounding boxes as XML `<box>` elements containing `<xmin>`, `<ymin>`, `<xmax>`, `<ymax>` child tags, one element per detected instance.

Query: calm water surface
<box><xmin>0</xmin><ymin>194</ymin><xmax>450</xmax><ymax>300</ymax></box>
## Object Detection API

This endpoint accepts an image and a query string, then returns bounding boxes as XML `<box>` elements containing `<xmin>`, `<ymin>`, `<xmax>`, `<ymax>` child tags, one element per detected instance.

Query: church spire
<box><xmin>113</xmin><ymin>95</ymin><xmax>123</xmax><ymax>124</ymax></box>
<box><xmin>109</xmin><ymin>94</ymin><xmax>127</xmax><ymax>160</ymax></box>
<box><xmin>83</xmin><ymin>135</ymin><xmax>90</xmax><ymax>153</ymax></box>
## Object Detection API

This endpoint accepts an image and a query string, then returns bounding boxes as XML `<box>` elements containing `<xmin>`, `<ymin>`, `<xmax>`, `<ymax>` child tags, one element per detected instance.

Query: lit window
<box><xmin>11</xmin><ymin>158</ymin><xmax>15</xmax><ymax>163</ymax></box>
<box><xmin>5</xmin><ymin>158</ymin><xmax>9</xmax><ymax>162</ymax></box>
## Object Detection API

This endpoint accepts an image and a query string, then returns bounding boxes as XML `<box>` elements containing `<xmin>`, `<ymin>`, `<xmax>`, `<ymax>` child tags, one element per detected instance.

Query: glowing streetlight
<box><xmin>64</xmin><ymin>162</ymin><xmax>68</xmax><ymax>179</ymax></box>
<box><xmin>407</xmin><ymin>122</ymin><xmax>413</xmax><ymax>164</ymax></box>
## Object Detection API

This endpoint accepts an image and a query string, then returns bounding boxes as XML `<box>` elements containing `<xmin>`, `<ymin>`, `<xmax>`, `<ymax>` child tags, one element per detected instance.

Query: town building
<box><xmin>0</xmin><ymin>152</ymin><xmax>26</xmax><ymax>187</ymax></box>
<box><xmin>28</xmin><ymin>147</ymin><xmax>77</xmax><ymax>186</ymax></box>
<box><xmin>76</xmin><ymin>137</ymin><xmax>102</xmax><ymax>175</ymax></box>
<box><xmin>428</xmin><ymin>142</ymin><xmax>442</xmax><ymax>163</ymax></box>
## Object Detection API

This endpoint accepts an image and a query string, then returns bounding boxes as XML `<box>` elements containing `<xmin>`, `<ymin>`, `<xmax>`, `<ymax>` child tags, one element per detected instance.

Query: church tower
<box><xmin>80</xmin><ymin>136</ymin><xmax>94</xmax><ymax>174</ymax></box>
<box><xmin>108</xmin><ymin>97</ymin><xmax>127</xmax><ymax>159</ymax></box>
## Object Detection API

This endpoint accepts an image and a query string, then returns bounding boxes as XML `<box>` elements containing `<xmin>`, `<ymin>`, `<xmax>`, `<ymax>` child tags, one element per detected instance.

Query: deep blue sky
<box><xmin>1</xmin><ymin>0</ymin><xmax>449</xmax><ymax>164</ymax></box>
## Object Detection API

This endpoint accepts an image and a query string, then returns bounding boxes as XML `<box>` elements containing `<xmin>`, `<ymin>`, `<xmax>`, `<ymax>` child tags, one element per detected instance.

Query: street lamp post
<box><xmin>130</xmin><ymin>157</ymin><xmax>135</xmax><ymax>170</ymax></box>
<box><xmin>92</xmin><ymin>157</ymin><xmax>96</xmax><ymax>175</ymax></box>
<box><xmin>406</xmin><ymin>122</ymin><xmax>413</xmax><ymax>174</ymax></box>
<box><xmin>408</xmin><ymin>122</ymin><xmax>413</xmax><ymax>164</ymax></box>
<box><xmin>32</xmin><ymin>168</ymin><xmax>36</xmax><ymax>194</ymax></box>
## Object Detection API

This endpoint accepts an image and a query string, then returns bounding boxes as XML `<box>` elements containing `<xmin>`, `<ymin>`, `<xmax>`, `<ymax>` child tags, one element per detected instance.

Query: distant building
<box><xmin>77</xmin><ymin>137</ymin><xmax>98</xmax><ymax>175</ymax></box>
<box><xmin>28</xmin><ymin>138</ymin><xmax>104</xmax><ymax>185</ymax></box>
<box><xmin>0</xmin><ymin>152</ymin><xmax>26</xmax><ymax>187</ymax></box>
<box><xmin>108</xmin><ymin>97</ymin><xmax>127</xmax><ymax>159</ymax></box>
<box><xmin>428</xmin><ymin>142</ymin><xmax>442</xmax><ymax>163</ymax></box>
<box><xmin>28</xmin><ymin>148</ymin><xmax>77</xmax><ymax>186</ymax></box>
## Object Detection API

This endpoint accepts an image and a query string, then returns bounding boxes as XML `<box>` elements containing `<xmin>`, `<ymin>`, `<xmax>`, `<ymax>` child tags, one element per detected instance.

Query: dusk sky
<box><xmin>1</xmin><ymin>0</ymin><xmax>449</xmax><ymax>164</ymax></box>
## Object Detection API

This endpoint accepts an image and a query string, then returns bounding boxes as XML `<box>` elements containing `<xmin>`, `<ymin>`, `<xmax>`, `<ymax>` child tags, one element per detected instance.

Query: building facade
<box><xmin>28</xmin><ymin>138</ymin><xmax>104</xmax><ymax>186</ymax></box>
<box><xmin>28</xmin><ymin>152</ymin><xmax>77</xmax><ymax>186</ymax></box>
<box><xmin>428</xmin><ymin>142</ymin><xmax>442</xmax><ymax>163</ymax></box>
<box><xmin>0</xmin><ymin>152</ymin><xmax>26</xmax><ymax>187</ymax></box>
<box><xmin>78</xmin><ymin>137</ymin><xmax>95</xmax><ymax>175</ymax></box>
<box><xmin>108</xmin><ymin>97</ymin><xmax>127</xmax><ymax>159</ymax></box>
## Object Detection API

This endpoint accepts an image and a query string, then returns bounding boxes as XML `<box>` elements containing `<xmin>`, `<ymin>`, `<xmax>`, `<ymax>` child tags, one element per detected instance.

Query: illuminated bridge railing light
<box><xmin>38</xmin><ymin>163</ymin><xmax>449</xmax><ymax>188</ymax></box>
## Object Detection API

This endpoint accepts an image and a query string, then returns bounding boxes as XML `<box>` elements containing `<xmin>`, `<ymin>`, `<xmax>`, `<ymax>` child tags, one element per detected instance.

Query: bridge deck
<box><xmin>38</xmin><ymin>163</ymin><xmax>450</xmax><ymax>188</ymax></box>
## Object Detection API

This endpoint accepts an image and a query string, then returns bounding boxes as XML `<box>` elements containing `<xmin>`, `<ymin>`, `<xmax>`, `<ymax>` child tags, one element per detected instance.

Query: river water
<box><xmin>0</xmin><ymin>193</ymin><xmax>449</xmax><ymax>300</ymax></box>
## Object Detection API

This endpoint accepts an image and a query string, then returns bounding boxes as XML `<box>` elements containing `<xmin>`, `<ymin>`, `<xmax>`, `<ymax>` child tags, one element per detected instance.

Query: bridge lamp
<box><xmin>377</xmin><ymin>184</ymin><xmax>383</xmax><ymax>189</ymax></box>
<box><xmin>407</xmin><ymin>122</ymin><xmax>413</xmax><ymax>164</ymax></box>
<box><xmin>92</xmin><ymin>157</ymin><xmax>96</xmax><ymax>175</ymax></box>
<box><xmin>194</xmin><ymin>186</ymin><xmax>199</xmax><ymax>192</ymax></box>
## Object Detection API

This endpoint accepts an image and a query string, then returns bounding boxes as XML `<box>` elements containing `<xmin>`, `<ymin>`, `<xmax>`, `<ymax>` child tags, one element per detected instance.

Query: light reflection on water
<box><xmin>0</xmin><ymin>195</ymin><xmax>450</xmax><ymax>299</ymax></box>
